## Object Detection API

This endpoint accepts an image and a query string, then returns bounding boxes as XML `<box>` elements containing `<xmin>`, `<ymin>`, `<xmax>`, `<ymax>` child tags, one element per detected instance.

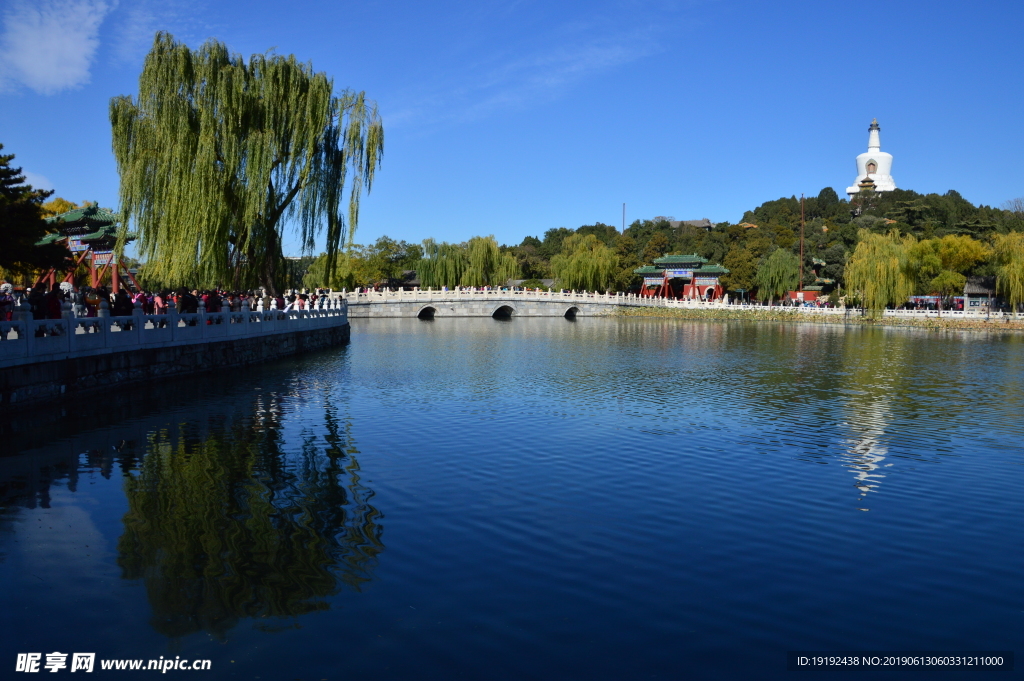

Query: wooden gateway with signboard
<box><xmin>35</xmin><ymin>206</ymin><xmax>139</xmax><ymax>292</ymax></box>
<box><xmin>634</xmin><ymin>254</ymin><xmax>729</xmax><ymax>300</ymax></box>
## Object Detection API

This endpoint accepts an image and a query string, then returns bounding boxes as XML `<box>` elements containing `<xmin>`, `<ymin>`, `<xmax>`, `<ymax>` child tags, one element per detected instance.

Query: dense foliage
<box><xmin>992</xmin><ymin>232</ymin><xmax>1024</xmax><ymax>314</ymax></box>
<box><xmin>417</xmin><ymin>236</ymin><xmax>517</xmax><ymax>288</ymax></box>
<box><xmin>550</xmin><ymin>233</ymin><xmax>618</xmax><ymax>291</ymax></box>
<box><xmin>303</xmin><ymin>237</ymin><xmax>422</xmax><ymax>289</ymax></box>
<box><xmin>845</xmin><ymin>230</ymin><xmax>916</xmax><ymax>316</ymax></box>
<box><xmin>753</xmin><ymin>248</ymin><xmax>799</xmax><ymax>304</ymax></box>
<box><xmin>305</xmin><ymin>187</ymin><xmax>1022</xmax><ymax>307</ymax></box>
<box><xmin>0</xmin><ymin>144</ymin><xmax>69</xmax><ymax>280</ymax></box>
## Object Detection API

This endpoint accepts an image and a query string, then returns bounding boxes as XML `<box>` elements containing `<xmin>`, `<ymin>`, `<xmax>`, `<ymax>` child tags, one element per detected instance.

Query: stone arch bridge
<box><xmin>344</xmin><ymin>289</ymin><xmax>655</xmax><ymax>319</ymax></box>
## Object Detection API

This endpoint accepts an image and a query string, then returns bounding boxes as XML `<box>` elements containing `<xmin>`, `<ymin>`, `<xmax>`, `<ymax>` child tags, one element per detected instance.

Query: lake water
<box><xmin>2</xmin><ymin>318</ymin><xmax>1022</xmax><ymax>680</ymax></box>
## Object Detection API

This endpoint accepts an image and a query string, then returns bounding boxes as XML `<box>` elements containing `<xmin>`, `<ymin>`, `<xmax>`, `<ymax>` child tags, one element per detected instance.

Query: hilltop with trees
<box><xmin>304</xmin><ymin>187</ymin><xmax>1023</xmax><ymax>303</ymax></box>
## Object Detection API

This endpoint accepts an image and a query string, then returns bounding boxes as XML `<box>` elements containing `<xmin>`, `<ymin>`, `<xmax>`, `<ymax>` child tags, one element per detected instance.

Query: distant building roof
<box><xmin>44</xmin><ymin>205</ymin><xmax>118</xmax><ymax>228</ymax></box>
<box><xmin>39</xmin><ymin>206</ymin><xmax>132</xmax><ymax>247</ymax></box>
<box><xmin>653</xmin><ymin>253</ymin><xmax>707</xmax><ymax>266</ymax></box>
<box><xmin>694</xmin><ymin>264</ymin><xmax>730</xmax><ymax>275</ymax></box>
<box><xmin>668</xmin><ymin>218</ymin><xmax>714</xmax><ymax>230</ymax></box>
<box><xmin>964</xmin><ymin>275</ymin><xmax>996</xmax><ymax>295</ymax></box>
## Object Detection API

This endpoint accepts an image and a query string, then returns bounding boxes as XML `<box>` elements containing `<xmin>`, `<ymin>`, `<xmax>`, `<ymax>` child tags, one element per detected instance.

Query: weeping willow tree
<box><xmin>417</xmin><ymin>236</ymin><xmax>517</xmax><ymax>288</ymax></box>
<box><xmin>754</xmin><ymin>248</ymin><xmax>799</xmax><ymax>304</ymax></box>
<box><xmin>844</xmin><ymin>229</ymin><xmax>916</xmax><ymax>317</ymax></box>
<box><xmin>110</xmin><ymin>32</ymin><xmax>383</xmax><ymax>293</ymax></box>
<box><xmin>417</xmin><ymin>239</ymin><xmax>467</xmax><ymax>288</ymax></box>
<box><xmin>550</xmin><ymin>233</ymin><xmax>618</xmax><ymax>291</ymax></box>
<box><xmin>462</xmin><ymin>235</ymin><xmax>518</xmax><ymax>287</ymax></box>
<box><xmin>992</xmin><ymin>232</ymin><xmax>1024</xmax><ymax>316</ymax></box>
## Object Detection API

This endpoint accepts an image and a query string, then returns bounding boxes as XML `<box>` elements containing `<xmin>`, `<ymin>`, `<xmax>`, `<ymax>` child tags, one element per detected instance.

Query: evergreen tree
<box><xmin>538</xmin><ymin>227</ymin><xmax>574</xmax><ymax>260</ymax></box>
<box><xmin>0</xmin><ymin>144</ymin><xmax>68</xmax><ymax>279</ymax></box>
<box><xmin>612</xmin><ymin>235</ymin><xmax>641</xmax><ymax>291</ymax></box>
<box><xmin>721</xmin><ymin>245</ymin><xmax>757</xmax><ymax>292</ymax></box>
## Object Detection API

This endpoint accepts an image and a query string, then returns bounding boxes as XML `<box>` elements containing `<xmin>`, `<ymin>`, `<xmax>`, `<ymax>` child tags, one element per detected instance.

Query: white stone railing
<box><xmin>0</xmin><ymin>297</ymin><xmax>348</xmax><ymax>369</ymax></box>
<box><xmin>342</xmin><ymin>288</ymin><xmax>1018</xmax><ymax>320</ymax></box>
<box><xmin>343</xmin><ymin>288</ymin><xmax>744</xmax><ymax>307</ymax></box>
<box><xmin>342</xmin><ymin>288</ymin><xmax>626</xmax><ymax>303</ymax></box>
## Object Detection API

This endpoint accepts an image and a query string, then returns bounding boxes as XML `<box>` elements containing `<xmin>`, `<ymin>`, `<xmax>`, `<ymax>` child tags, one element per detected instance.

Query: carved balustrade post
<box><xmin>241</xmin><ymin>299</ymin><xmax>251</xmax><ymax>334</ymax></box>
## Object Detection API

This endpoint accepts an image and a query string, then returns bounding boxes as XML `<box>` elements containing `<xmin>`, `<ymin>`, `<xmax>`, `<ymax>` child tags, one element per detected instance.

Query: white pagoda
<box><xmin>846</xmin><ymin>118</ymin><xmax>896</xmax><ymax>196</ymax></box>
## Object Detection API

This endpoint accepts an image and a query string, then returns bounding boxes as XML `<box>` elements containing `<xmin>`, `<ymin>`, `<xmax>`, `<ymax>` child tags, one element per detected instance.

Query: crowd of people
<box><xmin>0</xmin><ymin>282</ymin><xmax>334</xmax><ymax>322</ymax></box>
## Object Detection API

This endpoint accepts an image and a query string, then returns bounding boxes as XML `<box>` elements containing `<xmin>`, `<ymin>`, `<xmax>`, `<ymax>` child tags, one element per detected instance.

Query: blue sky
<box><xmin>1</xmin><ymin>0</ymin><xmax>1021</xmax><ymax>255</ymax></box>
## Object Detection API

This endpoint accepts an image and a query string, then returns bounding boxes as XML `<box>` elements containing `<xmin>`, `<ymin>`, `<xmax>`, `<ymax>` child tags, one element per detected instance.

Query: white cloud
<box><xmin>0</xmin><ymin>0</ymin><xmax>114</xmax><ymax>94</ymax></box>
<box><xmin>112</xmin><ymin>4</ymin><xmax>159</xmax><ymax>65</ymax></box>
<box><xmin>21</xmin><ymin>171</ymin><xmax>54</xmax><ymax>190</ymax></box>
<box><xmin>107</xmin><ymin>0</ymin><xmax>217</xmax><ymax>68</ymax></box>
<box><xmin>467</xmin><ymin>37</ymin><xmax>657</xmax><ymax>117</ymax></box>
<box><xmin>388</xmin><ymin>30</ymin><xmax>659</xmax><ymax>130</ymax></box>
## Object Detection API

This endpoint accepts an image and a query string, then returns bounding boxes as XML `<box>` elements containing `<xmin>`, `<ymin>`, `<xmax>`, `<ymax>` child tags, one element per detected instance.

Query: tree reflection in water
<box><xmin>116</xmin><ymin>395</ymin><xmax>383</xmax><ymax>640</ymax></box>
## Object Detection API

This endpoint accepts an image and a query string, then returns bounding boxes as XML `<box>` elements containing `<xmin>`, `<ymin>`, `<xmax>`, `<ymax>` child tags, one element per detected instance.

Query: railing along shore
<box><xmin>4</xmin><ymin>288</ymin><xmax>1013</xmax><ymax>368</ymax></box>
<box><xmin>342</xmin><ymin>288</ymin><xmax>1015</xmax><ymax>320</ymax></box>
<box><xmin>0</xmin><ymin>297</ymin><xmax>348</xmax><ymax>369</ymax></box>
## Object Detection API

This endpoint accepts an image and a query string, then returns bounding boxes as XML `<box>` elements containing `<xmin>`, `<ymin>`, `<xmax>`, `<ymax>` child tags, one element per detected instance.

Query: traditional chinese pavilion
<box><xmin>634</xmin><ymin>254</ymin><xmax>729</xmax><ymax>300</ymax></box>
<box><xmin>36</xmin><ymin>206</ymin><xmax>138</xmax><ymax>291</ymax></box>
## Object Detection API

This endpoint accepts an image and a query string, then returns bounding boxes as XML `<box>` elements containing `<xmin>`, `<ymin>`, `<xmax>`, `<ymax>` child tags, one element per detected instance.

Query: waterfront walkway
<box><xmin>3</xmin><ymin>288</ymin><xmax>1013</xmax><ymax>368</ymax></box>
<box><xmin>0</xmin><ymin>297</ymin><xmax>348</xmax><ymax>369</ymax></box>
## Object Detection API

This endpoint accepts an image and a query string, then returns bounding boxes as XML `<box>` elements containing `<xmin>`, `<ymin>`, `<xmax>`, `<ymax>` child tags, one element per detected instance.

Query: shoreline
<box><xmin>614</xmin><ymin>306</ymin><xmax>1024</xmax><ymax>333</ymax></box>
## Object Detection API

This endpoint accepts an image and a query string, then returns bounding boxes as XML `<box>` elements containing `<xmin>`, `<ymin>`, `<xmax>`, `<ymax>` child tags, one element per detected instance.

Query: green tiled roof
<box><xmin>36</xmin><ymin>224</ymin><xmax>131</xmax><ymax>246</ymax></box>
<box><xmin>36</xmin><ymin>232</ymin><xmax>64</xmax><ymax>245</ymax></box>
<box><xmin>634</xmin><ymin>266</ymin><xmax>664</xmax><ymax>275</ymax></box>
<box><xmin>44</xmin><ymin>205</ymin><xmax>119</xmax><ymax>226</ymax></box>
<box><xmin>36</xmin><ymin>208</ymin><xmax>135</xmax><ymax>247</ymax></box>
<box><xmin>694</xmin><ymin>264</ymin><xmax>730</xmax><ymax>275</ymax></box>
<box><xmin>653</xmin><ymin>253</ymin><xmax>707</xmax><ymax>265</ymax></box>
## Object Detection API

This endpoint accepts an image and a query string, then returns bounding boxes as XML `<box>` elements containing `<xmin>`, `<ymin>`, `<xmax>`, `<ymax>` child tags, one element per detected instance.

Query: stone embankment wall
<box><xmin>617</xmin><ymin>305</ymin><xmax>1024</xmax><ymax>332</ymax></box>
<box><xmin>0</xmin><ymin>324</ymin><xmax>349</xmax><ymax>410</ymax></box>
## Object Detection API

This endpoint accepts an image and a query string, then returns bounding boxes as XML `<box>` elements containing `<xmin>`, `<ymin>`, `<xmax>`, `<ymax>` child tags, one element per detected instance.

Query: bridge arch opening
<box><xmin>564</xmin><ymin>306</ymin><xmax>580</xmax><ymax>320</ymax></box>
<box><xmin>417</xmin><ymin>306</ymin><xmax>437</xmax><ymax>320</ymax></box>
<box><xmin>492</xmin><ymin>305</ymin><xmax>514</xmax><ymax>320</ymax></box>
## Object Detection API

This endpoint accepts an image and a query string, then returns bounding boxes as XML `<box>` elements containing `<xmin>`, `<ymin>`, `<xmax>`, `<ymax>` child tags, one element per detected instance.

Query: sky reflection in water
<box><xmin>1</xmin><ymin>318</ymin><xmax>1022</xmax><ymax>680</ymax></box>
